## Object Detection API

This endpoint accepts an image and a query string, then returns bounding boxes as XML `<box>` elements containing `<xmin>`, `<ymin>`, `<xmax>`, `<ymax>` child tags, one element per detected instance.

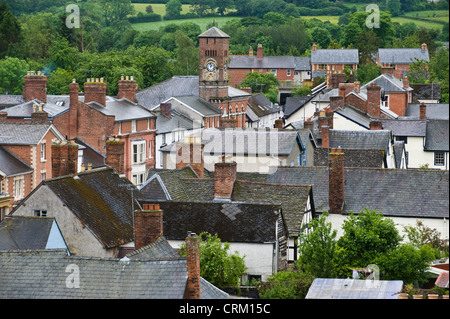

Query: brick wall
<box><xmin>23</xmin><ymin>72</ymin><xmax>47</xmax><ymax>103</ymax></box>
<box><xmin>214</xmin><ymin>158</ymin><xmax>237</xmax><ymax>199</ymax></box>
<box><xmin>184</xmin><ymin>233</ymin><xmax>201</xmax><ymax>299</ymax></box>
<box><xmin>328</xmin><ymin>148</ymin><xmax>344</xmax><ymax>214</ymax></box>
<box><xmin>134</xmin><ymin>204</ymin><xmax>163</xmax><ymax>250</ymax></box>
<box><xmin>105</xmin><ymin>138</ymin><xmax>125</xmax><ymax>175</ymax></box>
<box><xmin>388</xmin><ymin>92</ymin><xmax>407</xmax><ymax>117</ymax></box>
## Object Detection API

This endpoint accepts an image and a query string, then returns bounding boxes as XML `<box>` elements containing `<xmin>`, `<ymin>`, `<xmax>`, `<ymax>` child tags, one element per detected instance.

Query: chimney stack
<box><xmin>420</xmin><ymin>102</ymin><xmax>426</xmax><ymax>120</ymax></box>
<box><xmin>23</xmin><ymin>71</ymin><xmax>47</xmax><ymax>103</ymax></box>
<box><xmin>421</xmin><ymin>43</ymin><xmax>427</xmax><ymax>51</ymax></box>
<box><xmin>304</xmin><ymin>119</ymin><xmax>313</xmax><ymax>132</ymax></box>
<box><xmin>403</xmin><ymin>76</ymin><xmax>409</xmax><ymax>89</ymax></box>
<box><xmin>0</xmin><ymin>111</ymin><xmax>7</xmax><ymax>122</ymax></box>
<box><xmin>354</xmin><ymin>81</ymin><xmax>360</xmax><ymax>93</ymax></box>
<box><xmin>321</xmin><ymin>126</ymin><xmax>330</xmax><ymax>148</ymax></box>
<box><xmin>105</xmin><ymin>137</ymin><xmax>125</xmax><ymax>175</ymax></box>
<box><xmin>381</xmin><ymin>64</ymin><xmax>394</xmax><ymax>76</ymax></box>
<box><xmin>274</xmin><ymin>118</ymin><xmax>283</xmax><ymax>129</ymax></box>
<box><xmin>366</xmin><ymin>82</ymin><xmax>381</xmax><ymax>118</ymax></box>
<box><xmin>330</xmin><ymin>96</ymin><xmax>344</xmax><ymax>111</ymax></box>
<box><xmin>84</xmin><ymin>78</ymin><xmax>107</xmax><ymax>107</ymax></box>
<box><xmin>214</xmin><ymin>156</ymin><xmax>237</xmax><ymax>200</ymax></box>
<box><xmin>184</xmin><ymin>232</ymin><xmax>201</xmax><ymax>299</ymax></box>
<box><xmin>160</xmin><ymin>102</ymin><xmax>172</xmax><ymax>119</ymax></box>
<box><xmin>134</xmin><ymin>204</ymin><xmax>163</xmax><ymax>250</ymax></box>
<box><xmin>69</xmin><ymin>79</ymin><xmax>79</xmax><ymax>139</ymax></box>
<box><xmin>117</xmin><ymin>75</ymin><xmax>138</xmax><ymax>103</ymax></box>
<box><xmin>51</xmin><ymin>140</ymin><xmax>78</xmax><ymax>178</ymax></box>
<box><xmin>176</xmin><ymin>135</ymin><xmax>204</xmax><ymax>178</ymax></box>
<box><xmin>328</xmin><ymin>147</ymin><xmax>344</xmax><ymax>214</ymax></box>
<box><xmin>257</xmin><ymin>44</ymin><xmax>263</xmax><ymax>59</ymax></box>
<box><xmin>249</xmin><ymin>46</ymin><xmax>254</xmax><ymax>56</ymax></box>
<box><xmin>369</xmin><ymin>120</ymin><xmax>383</xmax><ymax>130</ymax></box>
<box><xmin>312</xmin><ymin>43</ymin><xmax>317</xmax><ymax>52</ymax></box>
<box><xmin>31</xmin><ymin>103</ymin><xmax>49</xmax><ymax>123</ymax></box>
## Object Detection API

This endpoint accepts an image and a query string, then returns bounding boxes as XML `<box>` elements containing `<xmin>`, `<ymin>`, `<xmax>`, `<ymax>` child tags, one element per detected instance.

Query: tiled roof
<box><xmin>0</xmin><ymin>249</ymin><xmax>189</xmax><ymax>299</ymax></box>
<box><xmin>267</xmin><ymin>166</ymin><xmax>449</xmax><ymax>218</ymax></box>
<box><xmin>2</xmin><ymin>99</ymin><xmax>67</xmax><ymax>118</ymax></box>
<box><xmin>229</xmin><ymin>55</ymin><xmax>296</xmax><ymax>69</ymax></box>
<box><xmin>393</xmin><ymin>141</ymin><xmax>405</xmax><ymax>169</ymax></box>
<box><xmin>0</xmin><ymin>122</ymin><xmax>57</xmax><ymax>145</ymax></box>
<box><xmin>0</xmin><ymin>145</ymin><xmax>33</xmax><ymax>177</ymax></box>
<box><xmin>329</xmin><ymin>129</ymin><xmax>392</xmax><ymax>153</ymax></box>
<box><xmin>40</xmin><ymin>167</ymin><xmax>143</xmax><ymax>248</ymax></box>
<box><xmin>410</xmin><ymin>83</ymin><xmax>441</xmax><ymax>100</ymax></box>
<box><xmin>198</xmin><ymin>26</ymin><xmax>230</xmax><ymax>38</ymax></box>
<box><xmin>0</xmin><ymin>95</ymin><xmax>24</xmax><ymax>108</ymax></box>
<box><xmin>311</xmin><ymin>49</ymin><xmax>359</xmax><ymax>64</ymax></box>
<box><xmin>424</xmin><ymin>119</ymin><xmax>449</xmax><ymax>151</ymax></box>
<box><xmin>0</xmin><ymin>216</ymin><xmax>55</xmax><ymax>250</ymax></box>
<box><xmin>171</xmin><ymin>95</ymin><xmax>222</xmax><ymax>116</ymax></box>
<box><xmin>154</xmin><ymin>110</ymin><xmax>193</xmax><ymax>134</ymax></box>
<box><xmin>294</xmin><ymin>56</ymin><xmax>311</xmax><ymax>71</ymax></box>
<box><xmin>405</xmin><ymin>103</ymin><xmax>449</xmax><ymax>120</ymax></box>
<box><xmin>249</xmin><ymin>93</ymin><xmax>280</xmax><ymax>117</ymax></box>
<box><xmin>127</xmin><ymin>236</ymin><xmax>180</xmax><ymax>260</ymax></box>
<box><xmin>314</xmin><ymin>148</ymin><xmax>385</xmax><ymax>168</ymax></box>
<box><xmin>378</xmin><ymin>48</ymin><xmax>429</xmax><ymax>64</ymax></box>
<box><xmin>380</xmin><ymin>119</ymin><xmax>427</xmax><ymax>137</ymax></box>
<box><xmin>283</xmin><ymin>96</ymin><xmax>314</xmax><ymax>118</ymax></box>
<box><xmin>361</xmin><ymin>73</ymin><xmax>412</xmax><ymax>92</ymax></box>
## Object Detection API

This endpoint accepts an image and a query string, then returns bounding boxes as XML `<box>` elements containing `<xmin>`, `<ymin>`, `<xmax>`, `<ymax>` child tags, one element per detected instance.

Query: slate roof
<box><xmin>266</xmin><ymin>166</ymin><xmax>449</xmax><ymax>218</ymax></box>
<box><xmin>311</xmin><ymin>49</ymin><xmax>359</xmax><ymax>64</ymax></box>
<box><xmin>362</xmin><ymin>73</ymin><xmax>412</xmax><ymax>93</ymax></box>
<box><xmin>306</xmin><ymin>278</ymin><xmax>404</xmax><ymax>299</ymax></box>
<box><xmin>393</xmin><ymin>141</ymin><xmax>406</xmax><ymax>169</ymax></box>
<box><xmin>198</xmin><ymin>26</ymin><xmax>230</xmax><ymax>38</ymax></box>
<box><xmin>86</xmin><ymin>98</ymin><xmax>156</xmax><ymax>121</ymax></box>
<box><xmin>0</xmin><ymin>216</ymin><xmax>56</xmax><ymax>250</ymax></box>
<box><xmin>169</xmin><ymin>95</ymin><xmax>222</xmax><ymax>116</ymax></box>
<box><xmin>294</xmin><ymin>57</ymin><xmax>311</xmax><ymax>71</ymax></box>
<box><xmin>249</xmin><ymin>93</ymin><xmax>280</xmax><ymax>117</ymax></box>
<box><xmin>0</xmin><ymin>95</ymin><xmax>24</xmax><ymax>108</ymax></box>
<box><xmin>328</xmin><ymin>129</ymin><xmax>392</xmax><ymax>153</ymax></box>
<box><xmin>0</xmin><ymin>122</ymin><xmax>61</xmax><ymax>145</ymax></box>
<box><xmin>378</xmin><ymin>48</ymin><xmax>430</xmax><ymax>64</ymax></box>
<box><xmin>0</xmin><ymin>249</ymin><xmax>188</xmax><ymax>299</ymax></box>
<box><xmin>31</xmin><ymin>167</ymin><xmax>144</xmax><ymax>249</ymax></box>
<box><xmin>145</xmin><ymin>201</ymin><xmax>283</xmax><ymax>243</ymax></box>
<box><xmin>424</xmin><ymin>119</ymin><xmax>449</xmax><ymax>151</ymax></box>
<box><xmin>154</xmin><ymin>110</ymin><xmax>194</xmax><ymax>134</ymax></box>
<box><xmin>314</xmin><ymin>148</ymin><xmax>385</xmax><ymax>168</ymax></box>
<box><xmin>410</xmin><ymin>83</ymin><xmax>441</xmax><ymax>101</ymax></box>
<box><xmin>283</xmin><ymin>95</ymin><xmax>314</xmax><ymax>118</ymax></box>
<box><xmin>405</xmin><ymin>103</ymin><xmax>449</xmax><ymax>120</ymax></box>
<box><xmin>0</xmin><ymin>145</ymin><xmax>33</xmax><ymax>177</ymax></box>
<box><xmin>2</xmin><ymin>99</ymin><xmax>67</xmax><ymax>119</ymax></box>
<box><xmin>380</xmin><ymin>119</ymin><xmax>427</xmax><ymax>137</ymax></box>
<box><xmin>127</xmin><ymin>236</ymin><xmax>180</xmax><ymax>260</ymax></box>
<box><xmin>229</xmin><ymin>55</ymin><xmax>296</xmax><ymax>69</ymax></box>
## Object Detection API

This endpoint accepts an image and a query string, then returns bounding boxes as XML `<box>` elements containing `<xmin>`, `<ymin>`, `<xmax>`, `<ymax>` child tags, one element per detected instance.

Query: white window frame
<box><xmin>132</xmin><ymin>141</ymin><xmax>146</xmax><ymax>164</ymax></box>
<box><xmin>132</xmin><ymin>172</ymin><xmax>145</xmax><ymax>186</ymax></box>
<box><xmin>14</xmin><ymin>178</ymin><xmax>23</xmax><ymax>200</ymax></box>
<box><xmin>435</xmin><ymin>152</ymin><xmax>445</xmax><ymax>166</ymax></box>
<box><xmin>148</xmin><ymin>140</ymin><xmax>152</xmax><ymax>158</ymax></box>
<box><xmin>132</xmin><ymin>120</ymin><xmax>137</xmax><ymax>133</ymax></box>
<box><xmin>40</xmin><ymin>142</ymin><xmax>46</xmax><ymax>161</ymax></box>
<box><xmin>287</xmin><ymin>69</ymin><xmax>291</xmax><ymax>77</ymax></box>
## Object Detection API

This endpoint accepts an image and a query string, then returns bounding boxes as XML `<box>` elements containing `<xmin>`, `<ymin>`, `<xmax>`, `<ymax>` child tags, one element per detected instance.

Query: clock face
<box><xmin>206</xmin><ymin>62</ymin><xmax>216</xmax><ymax>72</ymax></box>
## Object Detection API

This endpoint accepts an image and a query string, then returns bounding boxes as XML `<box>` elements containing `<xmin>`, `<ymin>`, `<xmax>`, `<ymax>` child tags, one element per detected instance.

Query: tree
<box><xmin>173</xmin><ymin>30</ymin><xmax>199</xmax><ymax>76</ymax></box>
<box><xmin>99</xmin><ymin>0</ymin><xmax>135</xmax><ymax>27</ymax></box>
<box><xmin>145</xmin><ymin>5</ymin><xmax>153</xmax><ymax>14</ymax></box>
<box><xmin>165</xmin><ymin>0</ymin><xmax>182</xmax><ymax>19</ymax></box>
<box><xmin>0</xmin><ymin>1</ymin><xmax>22</xmax><ymax>59</ymax></box>
<box><xmin>0</xmin><ymin>57</ymin><xmax>29</xmax><ymax>94</ymax></box>
<box><xmin>179</xmin><ymin>232</ymin><xmax>247</xmax><ymax>288</ymax></box>
<box><xmin>407</xmin><ymin>58</ymin><xmax>430</xmax><ymax>83</ymax></box>
<box><xmin>403</xmin><ymin>220</ymin><xmax>449</xmax><ymax>257</ymax></box>
<box><xmin>354</xmin><ymin>29</ymin><xmax>381</xmax><ymax>64</ymax></box>
<box><xmin>355</xmin><ymin>63</ymin><xmax>381</xmax><ymax>84</ymax></box>
<box><xmin>48</xmin><ymin>37</ymin><xmax>79</xmax><ymax>71</ymax></box>
<box><xmin>310</xmin><ymin>27</ymin><xmax>331</xmax><ymax>49</ymax></box>
<box><xmin>297</xmin><ymin>213</ymin><xmax>338</xmax><ymax>278</ymax></box>
<box><xmin>258</xmin><ymin>266</ymin><xmax>314</xmax><ymax>299</ymax></box>
<box><xmin>47</xmin><ymin>68</ymin><xmax>75</xmax><ymax>95</ymax></box>
<box><xmin>240</xmin><ymin>72</ymin><xmax>279</xmax><ymax>94</ymax></box>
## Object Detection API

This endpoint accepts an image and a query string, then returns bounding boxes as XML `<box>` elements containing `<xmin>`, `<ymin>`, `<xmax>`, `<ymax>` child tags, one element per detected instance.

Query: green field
<box><xmin>131</xmin><ymin>16</ymin><xmax>241</xmax><ymax>32</ymax></box>
<box><xmin>132</xmin><ymin>3</ymin><xmax>191</xmax><ymax>16</ymax></box>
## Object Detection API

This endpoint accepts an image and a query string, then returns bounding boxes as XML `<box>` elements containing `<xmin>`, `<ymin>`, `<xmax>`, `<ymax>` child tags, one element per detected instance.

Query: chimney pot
<box><xmin>176</xmin><ymin>135</ymin><xmax>205</xmax><ymax>178</ymax></box>
<box><xmin>117</xmin><ymin>76</ymin><xmax>138</xmax><ymax>103</ymax></box>
<box><xmin>257</xmin><ymin>44</ymin><xmax>263</xmax><ymax>59</ymax></box>
<box><xmin>420</xmin><ymin>102</ymin><xmax>426</xmax><ymax>119</ymax></box>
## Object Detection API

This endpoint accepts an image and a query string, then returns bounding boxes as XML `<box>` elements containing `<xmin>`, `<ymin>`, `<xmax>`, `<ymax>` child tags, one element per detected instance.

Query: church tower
<box><xmin>198</xmin><ymin>27</ymin><xmax>230</xmax><ymax>102</ymax></box>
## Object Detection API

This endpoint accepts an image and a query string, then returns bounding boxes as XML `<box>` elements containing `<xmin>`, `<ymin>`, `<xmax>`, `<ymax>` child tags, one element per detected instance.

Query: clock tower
<box><xmin>198</xmin><ymin>27</ymin><xmax>230</xmax><ymax>102</ymax></box>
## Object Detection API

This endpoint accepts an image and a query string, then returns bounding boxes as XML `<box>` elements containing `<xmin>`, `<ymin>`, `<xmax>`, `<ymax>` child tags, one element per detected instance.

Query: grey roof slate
<box><xmin>229</xmin><ymin>55</ymin><xmax>296</xmax><ymax>69</ymax></box>
<box><xmin>424</xmin><ymin>119</ymin><xmax>449</xmax><ymax>151</ymax></box>
<box><xmin>380</xmin><ymin>119</ymin><xmax>427</xmax><ymax>137</ymax></box>
<box><xmin>393</xmin><ymin>141</ymin><xmax>406</xmax><ymax>169</ymax></box>
<box><xmin>0</xmin><ymin>95</ymin><xmax>24</xmax><ymax>108</ymax></box>
<box><xmin>311</xmin><ymin>49</ymin><xmax>359</xmax><ymax>64</ymax></box>
<box><xmin>306</xmin><ymin>278</ymin><xmax>404</xmax><ymax>299</ymax></box>
<box><xmin>266</xmin><ymin>166</ymin><xmax>449</xmax><ymax>218</ymax></box>
<box><xmin>2</xmin><ymin>99</ymin><xmax>67</xmax><ymax>119</ymax></box>
<box><xmin>378</xmin><ymin>48</ymin><xmax>430</xmax><ymax>64</ymax></box>
<box><xmin>127</xmin><ymin>236</ymin><xmax>180</xmax><ymax>260</ymax></box>
<box><xmin>284</xmin><ymin>95</ymin><xmax>314</xmax><ymax>118</ymax></box>
<box><xmin>410</xmin><ymin>83</ymin><xmax>441</xmax><ymax>101</ymax></box>
<box><xmin>314</xmin><ymin>148</ymin><xmax>385</xmax><ymax>168</ymax></box>
<box><xmin>249</xmin><ymin>93</ymin><xmax>280</xmax><ymax>117</ymax></box>
<box><xmin>154</xmin><ymin>110</ymin><xmax>194</xmax><ymax>134</ymax></box>
<box><xmin>171</xmin><ymin>95</ymin><xmax>222</xmax><ymax>116</ymax></box>
<box><xmin>328</xmin><ymin>129</ymin><xmax>392</xmax><ymax>153</ymax></box>
<box><xmin>405</xmin><ymin>103</ymin><xmax>449</xmax><ymax>120</ymax></box>
<box><xmin>0</xmin><ymin>145</ymin><xmax>33</xmax><ymax>177</ymax></box>
<box><xmin>361</xmin><ymin>73</ymin><xmax>412</xmax><ymax>93</ymax></box>
<box><xmin>294</xmin><ymin>56</ymin><xmax>311</xmax><ymax>71</ymax></box>
<box><xmin>87</xmin><ymin>98</ymin><xmax>155</xmax><ymax>121</ymax></box>
<box><xmin>0</xmin><ymin>122</ymin><xmax>55</xmax><ymax>145</ymax></box>
<box><xmin>198</xmin><ymin>26</ymin><xmax>230</xmax><ymax>38</ymax></box>
<box><xmin>0</xmin><ymin>216</ymin><xmax>55</xmax><ymax>250</ymax></box>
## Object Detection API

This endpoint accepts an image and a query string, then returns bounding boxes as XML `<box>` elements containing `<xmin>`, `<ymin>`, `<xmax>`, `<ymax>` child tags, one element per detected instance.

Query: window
<box><xmin>132</xmin><ymin>141</ymin><xmax>146</xmax><ymax>164</ymax></box>
<box><xmin>34</xmin><ymin>210</ymin><xmax>47</xmax><ymax>217</ymax></box>
<box><xmin>40</xmin><ymin>142</ymin><xmax>46</xmax><ymax>161</ymax></box>
<box><xmin>318</xmin><ymin>64</ymin><xmax>327</xmax><ymax>70</ymax></box>
<box><xmin>14</xmin><ymin>178</ymin><xmax>23</xmax><ymax>200</ymax></box>
<box><xmin>287</xmin><ymin>69</ymin><xmax>291</xmax><ymax>77</ymax></box>
<box><xmin>41</xmin><ymin>172</ymin><xmax>46</xmax><ymax>182</ymax></box>
<box><xmin>131</xmin><ymin>120</ymin><xmax>137</xmax><ymax>133</ymax></box>
<box><xmin>132</xmin><ymin>173</ymin><xmax>145</xmax><ymax>186</ymax></box>
<box><xmin>148</xmin><ymin>140</ymin><xmax>152</xmax><ymax>158</ymax></box>
<box><xmin>271</xmin><ymin>69</ymin><xmax>277</xmax><ymax>75</ymax></box>
<box><xmin>396</xmin><ymin>136</ymin><xmax>408</xmax><ymax>144</ymax></box>
<box><xmin>435</xmin><ymin>152</ymin><xmax>445</xmax><ymax>166</ymax></box>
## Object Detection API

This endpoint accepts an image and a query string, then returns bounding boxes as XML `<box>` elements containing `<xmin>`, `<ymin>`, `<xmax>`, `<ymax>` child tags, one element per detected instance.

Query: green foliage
<box><xmin>297</xmin><ymin>213</ymin><xmax>338</xmax><ymax>278</ymax></box>
<box><xmin>355</xmin><ymin>63</ymin><xmax>381</xmax><ymax>84</ymax></box>
<box><xmin>47</xmin><ymin>68</ymin><xmax>74</xmax><ymax>95</ymax></box>
<box><xmin>0</xmin><ymin>1</ymin><xmax>22</xmax><ymax>59</ymax></box>
<box><xmin>179</xmin><ymin>232</ymin><xmax>247</xmax><ymax>289</ymax></box>
<box><xmin>240</xmin><ymin>71</ymin><xmax>279</xmax><ymax>94</ymax></box>
<box><xmin>403</xmin><ymin>220</ymin><xmax>449</xmax><ymax>258</ymax></box>
<box><xmin>0</xmin><ymin>56</ymin><xmax>29</xmax><ymax>94</ymax></box>
<box><xmin>258</xmin><ymin>266</ymin><xmax>314</xmax><ymax>299</ymax></box>
<box><xmin>165</xmin><ymin>0</ymin><xmax>182</xmax><ymax>19</ymax></box>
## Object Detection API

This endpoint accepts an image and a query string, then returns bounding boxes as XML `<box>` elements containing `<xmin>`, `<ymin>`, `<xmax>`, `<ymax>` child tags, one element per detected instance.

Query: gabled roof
<box><xmin>405</xmin><ymin>103</ymin><xmax>449</xmax><ymax>120</ymax></box>
<box><xmin>378</xmin><ymin>48</ymin><xmax>430</xmax><ymax>64</ymax></box>
<box><xmin>361</xmin><ymin>73</ymin><xmax>412</xmax><ymax>93</ymax></box>
<box><xmin>249</xmin><ymin>93</ymin><xmax>279</xmax><ymax>117</ymax></box>
<box><xmin>424</xmin><ymin>119</ymin><xmax>449</xmax><ymax>151</ymax></box>
<box><xmin>127</xmin><ymin>236</ymin><xmax>180</xmax><ymax>260</ymax></box>
<box><xmin>294</xmin><ymin>56</ymin><xmax>311</xmax><ymax>71</ymax></box>
<box><xmin>229</xmin><ymin>55</ymin><xmax>296</xmax><ymax>69</ymax></box>
<box><xmin>267</xmin><ymin>166</ymin><xmax>449</xmax><ymax>218</ymax></box>
<box><xmin>380</xmin><ymin>119</ymin><xmax>427</xmax><ymax>137</ymax></box>
<box><xmin>86</xmin><ymin>98</ymin><xmax>156</xmax><ymax>121</ymax></box>
<box><xmin>154</xmin><ymin>109</ymin><xmax>194</xmax><ymax>134</ymax></box>
<box><xmin>283</xmin><ymin>95</ymin><xmax>314</xmax><ymax>118</ymax></box>
<box><xmin>311</xmin><ymin>49</ymin><xmax>359</xmax><ymax>64</ymax></box>
<box><xmin>0</xmin><ymin>216</ymin><xmax>59</xmax><ymax>250</ymax></box>
<box><xmin>328</xmin><ymin>129</ymin><xmax>392</xmax><ymax>153</ymax></box>
<box><xmin>29</xmin><ymin>167</ymin><xmax>143</xmax><ymax>249</ymax></box>
<box><xmin>198</xmin><ymin>26</ymin><xmax>230</xmax><ymax>38</ymax></box>
<box><xmin>163</xmin><ymin>95</ymin><xmax>222</xmax><ymax>117</ymax></box>
<box><xmin>2</xmin><ymin>99</ymin><xmax>67</xmax><ymax>119</ymax></box>
<box><xmin>0</xmin><ymin>145</ymin><xmax>33</xmax><ymax>177</ymax></box>
<box><xmin>0</xmin><ymin>122</ymin><xmax>64</xmax><ymax>145</ymax></box>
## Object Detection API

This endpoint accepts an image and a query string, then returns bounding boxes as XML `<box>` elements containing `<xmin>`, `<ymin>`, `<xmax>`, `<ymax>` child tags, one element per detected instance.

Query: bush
<box><xmin>128</xmin><ymin>12</ymin><xmax>162</xmax><ymax>23</ymax></box>
<box><xmin>258</xmin><ymin>267</ymin><xmax>314</xmax><ymax>299</ymax></box>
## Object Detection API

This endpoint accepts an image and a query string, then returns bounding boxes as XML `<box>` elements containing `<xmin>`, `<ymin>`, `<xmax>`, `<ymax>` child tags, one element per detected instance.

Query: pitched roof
<box><xmin>127</xmin><ymin>236</ymin><xmax>180</xmax><ymax>260</ymax></box>
<box><xmin>229</xmin><ymin>55</ymin><xmax>296</xmax><ymax>69</ymax></box>
<box><xmin>0</xmin><ymin>122</ymin><xmax>63</xmax><ymax>145</ymax></box>
<box><xmin>410</xmin><ymin>83</ymin><xmax>441</xmax><ymax>101</ymax></box>
<box><xmin>311</xmin><ymin>49</ymin><xmax>359</xmax><ymax>64</ymax></box>
<box><xmin>328</xmin><ymin>129</ymin><xmax>392</xmax><ymax>153</ymax></box>
<box><xmin>0</xmin><ymin>216</ymin><xmax>56</xmax><ymax>250</ymax></box>
<box><xmin>154</xmin><ymin>110</ymin><xmax>194</xmax><ymax>134</ymax></box>
<box><xmin>314</xmin><ymin>148</ymin><xmax>385</xmax><ymax>168</ymax></box>
<box><xmin>424</xmin><ymin>119</ymin><xmax>449</xmax><ymax>151</ymax></box>
<box><xmin>0</xmin><ymin>145</ymin><xmax>33</xmax><ymax>177</ymax></box>
<box><xmin>168</xmin><ymin>95</ymin><xmax>222</xmax><ymax>116</ymax></box>
<box><xmin>361</xmin><ymin>73</ymin><xmax>412</xmax><ymax>93</ymax></box>
<box><xmin>266</xmin><ymin>166</ymin><xmax>449</xmax><ymax>218</ymax></box>
<box><xmin>249</xmin><ymin>93</ymin><xmax>280</xmax><ymax>117</ymax></box>
<box><xmin>294</xmin><ymin>56</ymin><xmax>311</xmax><ymax>71</ymax></box>
<box><xmin>38</xmin><ymin>167</ymin><xmax>143</xmax><ymax>248</ymax></box>
<box><xmin>306</xmin><ymin>278</ymin><xmax>404</xmax><ymax>299</ymax></box>
<box><xmin>405</xmin><ymin>103</ymin><xmax>449</xmax><ymax>120</ymax></box>
<box><xmin>378</xmin><ymin>48</ymin><xmax>430</xmax><ymax>64</ymax></box>
<box><xmin>380</xmin><ymin>119</ymin><xmax>427</xmax><ymax>137</ymax></box>
<box><xmin>86</xmin><ymin>98</ymin><xmax>156</xmax><ymax>121</ymax></box>
<box><xmin>198</xmin><ymin>26</ymin><xmax>230</xmax><ymax>38</ymax></box>
<box><xmin>2</xmin><ymin>99</ymin><xmax>67</xmax><ymax>119</ymax></box>
<box><xmin>283</xmin><ymin>95</ymin><xmax>314</xmax><ymax>118</ymax></box>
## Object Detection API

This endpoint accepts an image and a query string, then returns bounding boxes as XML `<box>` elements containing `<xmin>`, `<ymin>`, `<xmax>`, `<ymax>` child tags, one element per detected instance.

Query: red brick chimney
<box><xmin>330</xmin><ymin>96</ymin><xmax>344</xmax><ymax>111</ymax></box>
<box><xmin>338</xmin><ymin>83</ymin><xmax>346</xmax><ymax>103</ymax></box>
<box><xmin>366</xmin><ymin>82</ymin><xmax>381</xmax><ymax>118</ymax></box>
<box><xmin>84</xmin><ymin>78</ymin><xmax>107</xmax><ymax>107</ymax></box>
<box><xmin>51</xmin><ymin>141</ymin><xmax>79</xmax><ymax>178</ymax></box>
<box><xmin>403</xmin><ymin>76</ymin><xmax>409</xmax><ymax>89</ymax></box>
<box><xmin>69</xmin><ymin>80</ymin><xmax>79</xmax><ymax>139</ymax></box>
<box><xmin>117</xmin><ymin>75</ymin><xmax>138</xmax><ymax>103</ymax></box>
<box><xmin>328</xmin><ymin>147</ymin><xmax>344</xmax><ymax>214</ymax></box>
<box><xmin>421</xmin><ymin>43</ymin><xmax>427</xmax><ymax>51</ymax></box>
<box><xmin>31</xmin><ymin>103</ymin><xmax>48</xmax><ymax>123</ymax></box>
<box><xmin>381</xmin><ymin>64</ymin><xmax>394</xmax><ymax>76</ymax></box>
<box><xmin>249</xmin><ymin>46</ymin><xmax>254</xmax><ymax>56</ymax></box>
<box><xmin>354</xmin><ymin>81</ymin><xmax>360</xmax><ymax>93</ymax></box>
<box><xmin>184</xmin><ymin>232</ymin><xmax>201</xmax><ymax>299</ymax></box>
<box><xmin>23</xmin><ymin>71</ymin><xmax>47</xmax><ymax>103</ymax></box>
<box><xmin>105</xmin><ymin>137</ymin><xmax>125</xmax><ymax>175</ymax></box>
<box><xmin>274</xmin><ymin>118</ymin><xmax>283</xmax><ymax>129</ymax></box>
<box><xmin>369</xmin><ymin>120</ymin><xmax>383</xmax><ymax>130</ymax></box>
<box><xmin>214</xmin><ymin>156</ymin><xmax>237</xmax><ymax>200</ymax></box>
<box><xmin>176</xmin><ymin>136</ymin><xmax>204</xmax><ymax>178</ymax></box>
<box><xmin>220</xmin><ymin>118</ymin><xmax>238</xmax><ymax>129</ymax></box>
<box><xmin>312</xmin><ymin>43</ymin><xmax>317</xmax><ymax>52</ymax></box>
<box><xmin>304</xmin><ymin>119</ymin><xmax>313</xmax><ymax>132</ymax></box>
<box><xmin>134</xmin><ymin>204</ymin><xmax>163</xmax><ymax>250</ymax></box>
<box><xmin>321</xmin><ymin>126</ymin><xmax>329</xmax><ymax>148</ymax></box>
<box><xmin>0</xmin><ymin>111</ymin><xmax>7</xmax><ymax>122</ymax></box>
<box><xmin>420</xmin><ymin>102</ymin><xmax>426</xmax><ymax>119</ymax></box>
<box><xmin>257</xmin><ymin>44</ymin><xmax>263</xmax><ymax>59</ymax></box>
<box><xmin>160</xmin><ymin>102</ymin><xmax>172</xmax><ymax>119</ymax></box>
